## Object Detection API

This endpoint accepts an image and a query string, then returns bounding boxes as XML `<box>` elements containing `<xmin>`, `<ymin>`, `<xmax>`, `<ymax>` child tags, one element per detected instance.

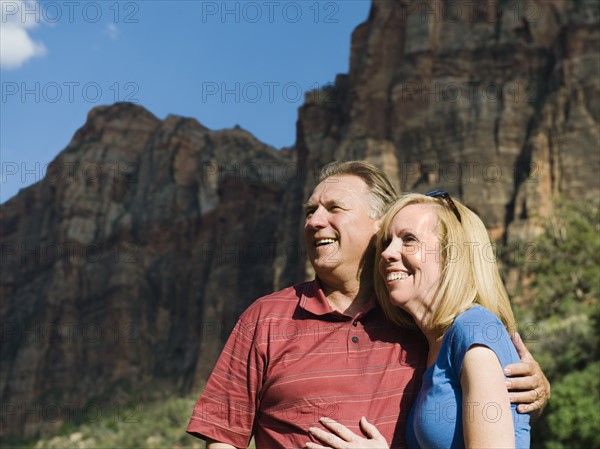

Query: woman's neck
<box><xmin>405</xmin><ymin>307</ymin><xmax>443</xmax><ymax>368</ymax></box>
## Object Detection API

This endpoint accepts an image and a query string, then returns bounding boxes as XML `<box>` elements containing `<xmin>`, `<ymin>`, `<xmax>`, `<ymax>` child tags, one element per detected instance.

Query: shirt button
<box><xmin>352</xmin><ymin>321</ymin><xmax>358</xmax><ymax>327</ymax></box>
<box><xmin>352</xmin><ymin>336</ymin><xmax>359</xmax><ymax>343</ymax></box>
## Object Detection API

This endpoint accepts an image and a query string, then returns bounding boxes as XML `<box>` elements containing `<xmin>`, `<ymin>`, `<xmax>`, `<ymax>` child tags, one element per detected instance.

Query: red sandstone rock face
<box><xmin>292</xmin><ymin>0</ymin><xmax>599</xmax><ymax>244</ymax></box>
<box><xmin>1</xmin><ymin>0</ymin><xmax>598</xmax><ymax>438</ymax></box>
<box><xmin>0</xmin><ymin>104</ymin><xmax>294</xmax><ymax>436</ymax></box>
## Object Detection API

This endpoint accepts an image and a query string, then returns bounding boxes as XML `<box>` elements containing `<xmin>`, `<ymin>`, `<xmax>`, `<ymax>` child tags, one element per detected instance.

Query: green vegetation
<box><xmin>536</xmin><ymin>362</ymin><xmax>600</xmax><ymax>449</ymax></box>
<box><xmin>17</xmin><ymin>396</ymin><xmax>201</xmax><ymax>449</ymax></box>
<box><xmin>16</xmin><ymin>390</ymin><xmax>256</xmax><ymax>449</ymax></box>
<box><xmin>505</xmin><ymin>198</ymin><xmax>600</xmax><ymax>448</ymax></box>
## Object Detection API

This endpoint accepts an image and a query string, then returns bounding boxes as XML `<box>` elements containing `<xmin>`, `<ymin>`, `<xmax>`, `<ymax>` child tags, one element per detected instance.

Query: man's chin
<box><xmin>310</xmin><ymin>260</ymin><xmax>338</xmax><ymax>274</ymax></box>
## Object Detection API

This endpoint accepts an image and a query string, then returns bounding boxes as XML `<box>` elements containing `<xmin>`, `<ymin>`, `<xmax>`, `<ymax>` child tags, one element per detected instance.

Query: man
<box><xmin>187</xmin><ymin>161</ymin><xmax>549</xmax><ymax>448</ymax></box>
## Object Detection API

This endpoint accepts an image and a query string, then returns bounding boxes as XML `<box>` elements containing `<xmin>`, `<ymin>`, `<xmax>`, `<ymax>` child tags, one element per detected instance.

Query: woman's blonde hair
<box><xmin>374</xmin><ymin>193</ymin><xmax>517</xmax><ymax>336</ymax></box>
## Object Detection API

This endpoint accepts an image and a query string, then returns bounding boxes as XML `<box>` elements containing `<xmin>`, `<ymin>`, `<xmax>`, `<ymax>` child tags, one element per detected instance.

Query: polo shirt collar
<box><xmin>299</xmin><ymin>278</ymin><xmax>378</xmax><ymax>320</ymax></box>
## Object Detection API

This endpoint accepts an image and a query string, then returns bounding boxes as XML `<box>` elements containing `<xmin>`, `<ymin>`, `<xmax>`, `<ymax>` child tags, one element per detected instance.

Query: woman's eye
<box><xmin>403</xmin><ymin>235</ymin><xmax>417</xmax><ymax>244</ymax></box>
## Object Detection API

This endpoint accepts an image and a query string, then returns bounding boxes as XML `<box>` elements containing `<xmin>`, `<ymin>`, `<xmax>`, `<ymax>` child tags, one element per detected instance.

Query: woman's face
<box><xmin>378</xmin><ymin>204</ymin><xmax>443</xmax><ymax>315</ymax></box>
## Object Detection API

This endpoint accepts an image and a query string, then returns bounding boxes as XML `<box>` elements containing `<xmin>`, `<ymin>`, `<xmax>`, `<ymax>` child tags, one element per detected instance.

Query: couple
<box><xmin>187</xmin><ymin>161</ymin><xmax>549</xmax><ymax>448</ymax></box>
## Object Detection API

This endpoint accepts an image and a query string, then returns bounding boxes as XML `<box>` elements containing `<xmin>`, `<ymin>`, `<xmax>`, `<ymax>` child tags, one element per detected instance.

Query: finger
<box><xmin>511</xmin><ymin>332</ymin><xmax>532</xmax><ymax>359</ymax></box>
<box><xmin>509</xmin><ymin>388</ymin><xmax>543</xmax><ymax>405</ymax></box>
<box><xmin>516</xmin><ymin>400</ymin><xmax>545</xmax><ymax>414</ymax></box>
<box><xmin>359</xmin><ymin>417</ymin><xmax>385</xmax><ymax>441</ymax></box>
<box><xmin>306</xmin><ymin>442</ymin><xmax>328</xmax><ymax>449</ymax></box>
<box><xmin>505</xmin><ymin>375</ymin><xmax>538</xmax><ymax>391</ymax></box>
<box><xmin>511</xmin><ymin>332</ymin><xmax>537</xmax><ymax>364</ymax></box>
<box><xmin>309</xmin><ymin>426</ymin><xmax>347</xmax><ymax>448</ymax></box>
<box><xmin>319</xmin><ymin>418</ymin><xmax>356</xmax><ymax>442</ymax></box>
<box><xmin>504</xmin><ymin>361</ymin><xmax>535</xmax><ymax>377</ymax></box>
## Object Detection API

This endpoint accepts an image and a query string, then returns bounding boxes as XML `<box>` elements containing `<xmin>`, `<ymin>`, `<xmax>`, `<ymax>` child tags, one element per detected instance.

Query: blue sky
<box><xmin>0</xmin><ymin>0</ymin><xmax>371</xmax><ymax>202</ymax></box>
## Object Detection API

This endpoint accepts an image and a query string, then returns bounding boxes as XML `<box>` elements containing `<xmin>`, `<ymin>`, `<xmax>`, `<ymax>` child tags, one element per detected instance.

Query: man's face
<box><xmin>303</xmin><ymin>175</ymin><xmax>380</xmax><ymax>284</ymax></box>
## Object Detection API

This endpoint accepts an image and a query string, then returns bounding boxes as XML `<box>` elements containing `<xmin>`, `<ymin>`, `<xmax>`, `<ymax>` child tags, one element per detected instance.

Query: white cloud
<box><xmin>105</xmin><ymin>23</ymin><xmax>118</xmax><ymax>40</ymax></box>
<box><xmin>1</xmin><ymin>0</ymin><xmax>47</xmax><ymax>69</ymax></box>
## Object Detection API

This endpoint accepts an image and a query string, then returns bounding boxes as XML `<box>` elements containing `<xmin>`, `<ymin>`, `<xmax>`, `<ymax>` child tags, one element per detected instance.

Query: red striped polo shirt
<box><xmin>187</xmin><ymin>279</ymin><xmax>427</xmax><ymax>448</ymax></box>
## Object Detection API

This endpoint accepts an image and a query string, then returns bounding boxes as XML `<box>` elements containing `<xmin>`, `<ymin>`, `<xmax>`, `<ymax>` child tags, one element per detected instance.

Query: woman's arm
<box><xmin>461</xmin><ymin>345</ymin><xmax>515</xmax><ymax>449</ymax></box>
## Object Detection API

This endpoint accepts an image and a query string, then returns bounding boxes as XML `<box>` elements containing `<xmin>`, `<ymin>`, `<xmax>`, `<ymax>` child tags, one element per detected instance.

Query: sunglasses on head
<box><xmin>426</xmin><ymin>190</ymin><xmax>462</xmax><ymax>223</ymax></box>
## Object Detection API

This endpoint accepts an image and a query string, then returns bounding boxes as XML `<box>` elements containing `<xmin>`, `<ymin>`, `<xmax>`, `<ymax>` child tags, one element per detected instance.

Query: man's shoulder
<box><xmin>241</xmin><ymin>281</ymin><xmax>313</xmax><ymax>319</ymax></box>
<box><xmin>261</xmin><ymin>281</ymin><xmax>312</xmax><ymax>300</ymax></box>
<box><xmin>253</xmin><ymin>280</ymin><xmax>312</xmax><ymax>304</ymax></box>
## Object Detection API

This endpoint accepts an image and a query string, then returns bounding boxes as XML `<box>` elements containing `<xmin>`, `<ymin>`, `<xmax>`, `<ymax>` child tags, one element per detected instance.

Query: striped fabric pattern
<box><xmin>187</xmin><ymin>280</ymin><xmax>427</xmax><ymax>449</ymax></box>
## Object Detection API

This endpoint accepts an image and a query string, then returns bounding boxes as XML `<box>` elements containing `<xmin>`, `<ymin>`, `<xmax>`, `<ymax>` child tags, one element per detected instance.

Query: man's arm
<box><xmin>186</xmin><ymin>311</ymin><xmax>263</xmax><ymax>447</ymax></box>
<box><xmin>504</xmin><ymin>332</ymin><xmax>551</xmax><ymax>419</ymax></box>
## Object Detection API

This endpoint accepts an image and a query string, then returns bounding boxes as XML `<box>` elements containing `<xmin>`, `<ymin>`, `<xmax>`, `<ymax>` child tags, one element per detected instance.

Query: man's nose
<box><xmin>306</xmin><ymin>207</ymin><xmax>327</xmax><ymax>228</ymax></box>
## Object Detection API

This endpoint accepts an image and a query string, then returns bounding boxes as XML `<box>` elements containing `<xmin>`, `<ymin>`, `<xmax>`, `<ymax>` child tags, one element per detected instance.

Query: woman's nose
<box><xmin>381</xmin><ymin>240</ymin><xmax>401</xmax><ymax>261</ymax></box>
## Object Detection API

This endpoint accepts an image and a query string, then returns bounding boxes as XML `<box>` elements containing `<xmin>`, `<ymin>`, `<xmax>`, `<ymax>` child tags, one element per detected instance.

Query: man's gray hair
<box><xmin>319</xmin><ymin>161</ymin><xmax>398</xmax><ymax>219</ymax></box>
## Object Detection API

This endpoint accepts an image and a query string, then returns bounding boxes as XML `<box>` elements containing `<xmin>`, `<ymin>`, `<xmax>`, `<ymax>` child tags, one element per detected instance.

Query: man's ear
<box><xmin>373</xmin><ymin>218</ymin><xmax>382</xmax><ymax>234</ymax></box>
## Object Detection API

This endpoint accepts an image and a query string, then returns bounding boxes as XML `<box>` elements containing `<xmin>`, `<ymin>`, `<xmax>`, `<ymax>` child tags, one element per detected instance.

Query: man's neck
<box><xmin>318</xmin><ymin>275</ymin><xmax>374</xmax><ymax>317</ymax></box>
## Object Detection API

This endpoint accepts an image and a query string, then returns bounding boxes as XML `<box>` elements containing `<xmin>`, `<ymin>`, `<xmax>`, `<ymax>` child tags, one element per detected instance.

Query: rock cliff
<box><xmin>289</xmin><ymin>0</ymin><xmax>599</xmax><ymax>245</ymax></box>
<box><xmin>1</xmin><ymin>0</ymin><xmax>598</xmax><ymax>438</ymax></box>
<box><xmin>0</xmin><ymin>104</ymin><xmax>294</xmax><ymax>436</ymax></box>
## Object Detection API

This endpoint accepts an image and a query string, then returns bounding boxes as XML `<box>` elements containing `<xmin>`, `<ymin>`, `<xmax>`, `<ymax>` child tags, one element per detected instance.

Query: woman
<box><xmin>306</xmin><ymin>191</ymin><xmax>530</xmax><ymax>448</ymax></box>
